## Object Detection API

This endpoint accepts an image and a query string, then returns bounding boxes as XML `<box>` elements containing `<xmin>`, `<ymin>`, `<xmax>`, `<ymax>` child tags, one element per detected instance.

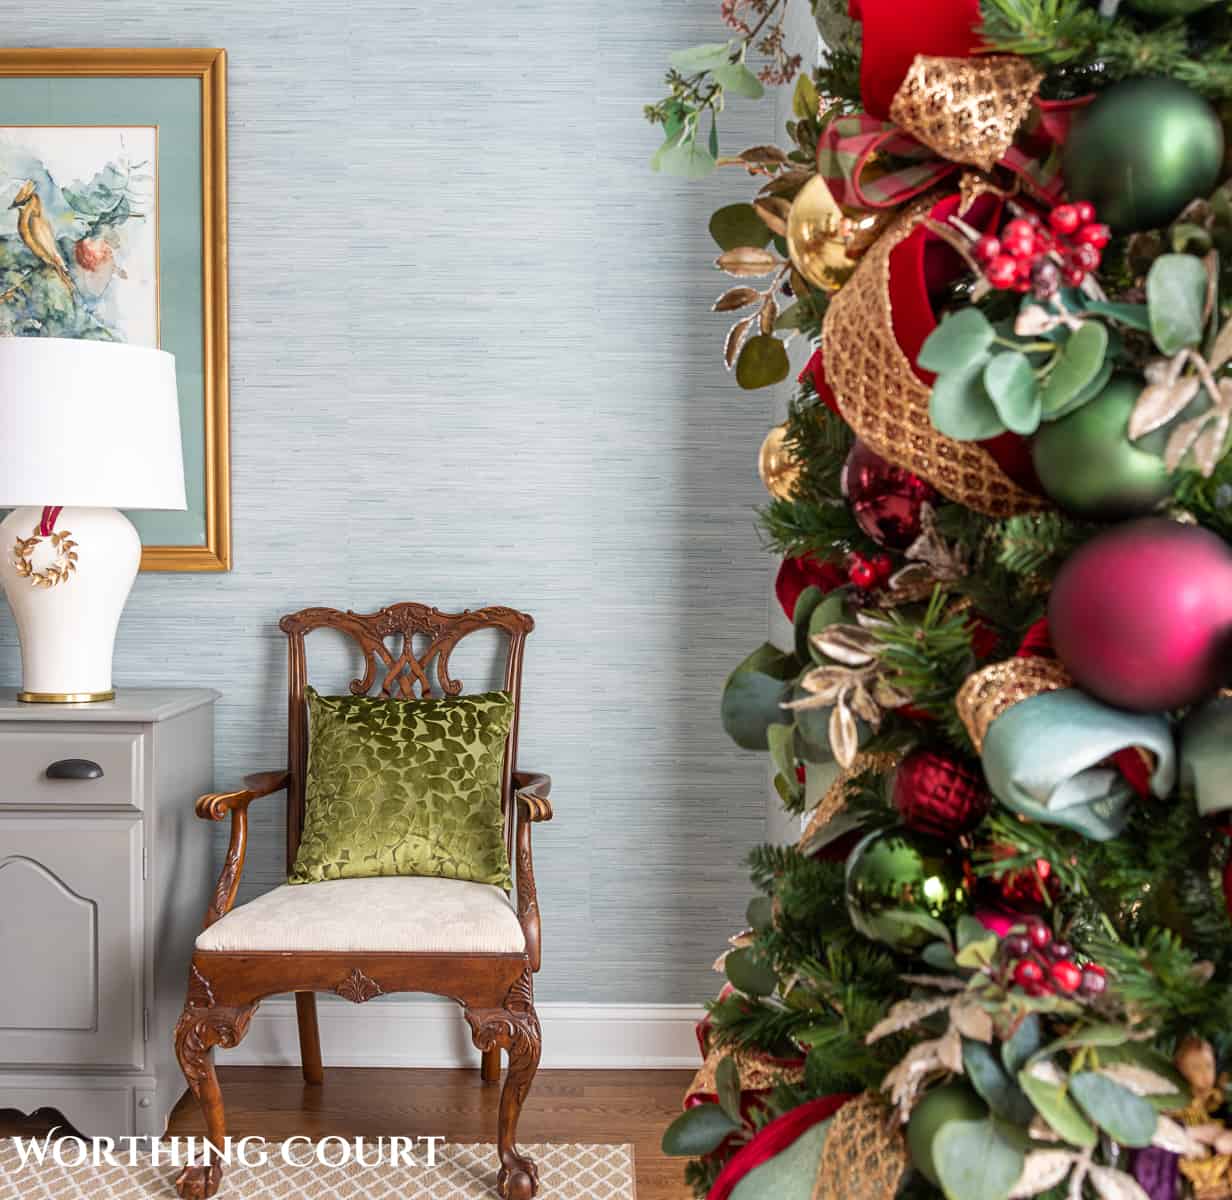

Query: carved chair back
<box><xmin>277</xmin><ymin>604</ymin><xmax>535</xmax><ymax>877</ymax></box>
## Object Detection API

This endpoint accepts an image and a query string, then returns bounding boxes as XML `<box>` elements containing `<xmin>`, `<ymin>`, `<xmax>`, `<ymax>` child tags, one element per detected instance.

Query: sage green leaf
<box><xmin>669</xmin><ymin>42</ymin><xmax>733</xmax><ymax>72</ymax></box>
<box><xmin>710</xmin><ymin>203</ymin><xmax>772</xmax><ymax>250</ymax></box>
<box><xmin>708</xmin><ymin>118</ymin><xmax>719</xmax><ymax>159</ymax></box>
<box><xmin>736</xmin><ymin>334</ymin><xmax>790</xmax><ymax>389</ymax></box>
<box><xmin>650</xmin><ymin>126</ymin><xmax>686</xmax><ymax>172</ymax></box>
<box><xmin>1147</xmin><ymin>253</ymin><xmax>1208</xmax><ymax>355</ymax></box>
<box><xmin>1041</xmin><ymin>360</ymin><xmax>1113</xmax><ymax>423</ymax></box>
<box><xmin>721</xmin><ymin>643</ymin><xmax>797</xmax><ymax>750</ymax></box>
<box><xmin>767</xmin><ymin>722</ymin><xmax>797</xmax><ymax>789</ymax></box>
<box><xmin>933</xmin><ymin>1116</ymin><xmax>1027</xmax><ymax>1200</ymax></box>
<box><xmin>957</xmin><ymin>915</ymin><xmax>991</xmax><ymax>951</ymax></box>
<box><xmin>659</xmin><ymin>139</ymin><xmax>718</xmax><ymax>180</ymax></box>
<box><xmin>661</xmin><ymin>1103</ymin><xmax>739</xmax><ymax>1156</ymax></box>
<box><xmin>1035</xmin><ymin>1023</ymin><xmax>1130</xmax><ymax>1061</ymax></box>
<box><xmin>1018</xmin><ymin>1065</ymin><xmax>1098</xmax><ymax>1148</ymax></box>
<box><xmin>1039</xmin><ymin>321</ymin><xmax>1109</xmax><ymax>417</ymax></box>
<box><xmin>929</xmin><ymin>359</ymin><xmax>1007</xmax><ymax>441</ymax></box>
<box><xmin>716</xmin><ymin>1056</ymin><xmax>744</xmax><ymax>1124</ymax></box>
<box><xmin>725</xmin><ymin>947</ymin><xmax>778</xmax><ymax>997</ymax></box>
<box><xmin>923</xmin><ymin>941</ymin><xmax>958</xmax><ymax>971</ymax></box>
<box><xmin>747</xmin><ymin>895</ymin><xmax>774</xmax><ymax>932</ymax></box>
<box><xmin>1079</xmin><ymin>300</ymin><xmax>1151</xmax><ymax>333</ymax></box>
<box><xmin>713</xmin><ymin>62</ymin><xmax>765</xmax><ymax>99</ymax></box>
<box><xmin>963</xmin><ymin>1040</ymin><xmax>1035</xmax><ymax>1125</ymax></box>
<box><xmin>805</xmin><ymin>590</ymin><xmax>848</xmax><ymax>661</ymax></box>
<box><xmin>983</xmin><ymin>351</ymin><xmax>1042</xmax><ymax>434</ymax></box>
<box><xmin>954</xmin><ymin>935</ymin><xmax>998</xmax><ymax>969</ymax></box>
<box><xmin>1001</xmin><ymin>1014</ymin><xmax>1042</xmax><ymax>1077</ymax></box>
<box><xmin>793</xmin><ymin>73</ymin><xmax>819</xmax><ymax>121</ymax></box>
<box><xmin>917</xmin><ymin>309</ymin><xmax>997</xmax><ymax>373</ymax></box>
<box><xmin>791</xmin><ymin>585</ymin><xmax>825</xmax><ymax>659</ymax></box>
<box><xmin>1069</xmin><ymin>1071</ymin><xmax>1158</xmax><ymax>1148</ymax></box>
<box><xmin>1096</xmin><ymin>1043</ymin><xmax>1190</xmax><ymax>1111</ymax></box>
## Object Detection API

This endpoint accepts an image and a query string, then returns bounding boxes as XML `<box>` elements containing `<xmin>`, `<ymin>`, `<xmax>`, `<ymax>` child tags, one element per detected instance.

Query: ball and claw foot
<box><xmin>175</xmin><ymin>1161</ymin><xmax>223</xmax><ymax>1199</ymax></box>
<box><xmin>499</xmin><ymin>1157</ymin><xmax>540</xmax><ymax>1199</ymax></box>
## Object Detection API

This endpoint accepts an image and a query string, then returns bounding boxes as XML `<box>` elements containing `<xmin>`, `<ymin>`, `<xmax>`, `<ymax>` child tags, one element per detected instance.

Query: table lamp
<box><xmin>0</xmin><ymin>338</ymin><xmax>185</xmax><ymax>702</ymax></box>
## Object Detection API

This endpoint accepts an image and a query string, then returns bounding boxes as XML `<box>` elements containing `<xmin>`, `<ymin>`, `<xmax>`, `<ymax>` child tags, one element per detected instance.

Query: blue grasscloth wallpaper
<box><xmin>1</xmin><ymin>1</ymin><xmax>790</xmax><ymax>1003</ymax></box>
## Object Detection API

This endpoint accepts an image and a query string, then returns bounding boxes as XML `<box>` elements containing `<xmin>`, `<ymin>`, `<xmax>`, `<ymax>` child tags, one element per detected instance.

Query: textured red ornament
<box><xmin>775</xmin><ymin>555</ymin><xmax>847</xmax><ymax>620</ymax></box>
<box><xmin>842</xmin><ymin>440</ymin><xmax>939</xmax><ymax>549</ymax></box>
<box><xmin>988</xmin><ymin>845</ymin><xmax>1057</xmax><ymax>908</ymax></box>
<box><xmin>893</xmin><ymin>748</ymin><xmax>990</xmax><ymax>838</ymax></box>
<box><xmin>1049</xmin><ymin>518</ymin><xmax>1232</xmax><ymax>712</ymax></box>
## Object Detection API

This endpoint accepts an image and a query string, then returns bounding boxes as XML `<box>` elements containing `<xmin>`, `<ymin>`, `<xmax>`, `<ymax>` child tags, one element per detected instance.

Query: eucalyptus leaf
<box><xmin>1001</xmin><ymin>1014</ymin><xmax>1042</xmax><ymax>1077</ymax></box>
<box><xmin>805</xmin><ymin>590</ymin><xmax>848</xmax><ymax>661</ymax></box>
<box><xmin>1069</xmin><ymin>1071</ymin><xmax>1158</xmax><ymax>1148</ymax></box>
<box><xmin>767</xmin><ymin>721</ymin><xmax>797</xmax><ymax>788</ymax></box>
<box><xmin>791</xmin><ymin>585</ymin><xmax>825</xmax><ymax>659</ymax></box>
<box><xmin>933</xmin><ymin>1116</ymin><xmax>1027</xmax><ymax>1200</ymax></box>
<box><xmin>1078</xmin><ymin>300</ymin><xmax>1152</xmax><ymax>333</ymax></box>
<box><xmin>736</xmin><ymin>334</ymin><xmax>790</xmax><ymax>389</ymax></box>
<box><xmin>1034</xmin><ymin>1023</ymin><xmax>1130</xmax><ymax>1060</ymax></box>
<box><xmin>918</xmin><ymin>309</ymin><xmax>997</xmax><ymax>373</ymax></box>
<box><xmin>746</xmin><ymin>895</ymin><xmax>774</xmax><ymax>932</ymax></box>
<box><xmin>1147</xmin><ymin>253</ymin><xmax>1208</xmax><ymax>355</ymax></box>
<box><xmin>929</xmin><ymin>358</ymin><xmax>1007</xmax><ymax>441</ymax></box>
<box><xmin>1018</xmin><ymin>1066</ymin><xmax>1098</xmax><ymax>1148</ymax></box>
<box><xmin>1041</xmin><ymin>359</ymin><xmax>1112</xmax><ymax>423</ymax></box>
<box><xmin>720</xmin><ymin>643</ymin><xmax>797</xmax><ymax>750</ymax></box>
<box><xmin>923</xmin><ymin>941</ymin><xmax>958</xmax><ymax>971</ymax></box>
<box><xmin>725</xmin><ymin>946</ymin><xmax>778</xmax><ymax>997</ymax></box>
<box><xmin>957</xmin><ymin>915</ymin><xmax>991</xmax><ymax>951</ymax></box>
<box><xmin>963</xmin><ymin>1040</ymin><xmax>1036</xmax><ymax>1125</ymax></box>
<box><xmin>661</xmin><ymin>1103</ymin><xmax>740</xmax><ymax>1157</ymax></box>
<box><xmin>650</xmin><ymin>126</ymin><xmax>686</xmax><ymax>172</ymax></box>
<box><xmin>1096</xmin><ymin>1044</ymin><xmax>1190</xmax><ymax>1111</ymax></box>
<box><xmin>709</xmin><ymin>203</ymin><xmax>772</xmax><ymax>250</ymax></box>
<box><xmin>669</xmin><ymin>42</ymin><xmax>734</xmax><ymax>72</ymax></box>
<box><xmin>708</xmin><ymin>118</ymin><xmax>719</xmax><ymax>159</ymax></box>
<box><xmin>1039</xmin><ymin>321</ymin><xmax>1109</xmax><ymax>417</ymax></box>
<box><xmin>983</xmin><ymin>351</ymin><xmax>1042</xmax><ymax>434</ymax></box>
<box><xmin>716</xmin><ymin>1056</ymin><xmax>744</xmax><ymax>1125</ymax></box>
<box><xmin>792</xmin><ymin>73</ymin><xmax>819</xmax><ymax>120</ymax></box>
<box><xmin>659</xmin><ymin>138</ymin><xmax>718</xmax><ymax>180</ymax></box>
<box><xmin>713</xmin><ymin>62</ymin><xmax>765</xmax><ymax>99</ymax></box>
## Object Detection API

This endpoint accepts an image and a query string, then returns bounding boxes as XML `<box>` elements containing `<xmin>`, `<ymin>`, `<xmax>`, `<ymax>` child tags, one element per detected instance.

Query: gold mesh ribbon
<box><xmin>822</xmin><ymin>193</ymin><xmax>1049</xmax><ymax>517</ymax></box>
<box><xmin>812</xmin><ymin>1091</ymin><xmax>909</xmax><ymax>1200</ymax></box>
<box><xmin>684</xmin><ymin>1046</ymin><xmax>805</xmax><ymax>1107</ymax></box>
<box><xmin>890</xmin><ymin>55</ymin><xmax>1043</xmax><ymax>173</ymax></box>
<box><xmin>956</xmin><ymin>657</ymin><xmax>1073</xmax><ymax>752</ymax></box>
<box><xmin>798</xmin><ymin>752</ymin><xmax>903</xmax><ymax>850</ymax></box>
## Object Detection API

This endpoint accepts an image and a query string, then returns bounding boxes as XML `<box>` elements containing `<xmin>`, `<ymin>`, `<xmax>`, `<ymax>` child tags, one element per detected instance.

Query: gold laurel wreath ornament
<box><xmin>12</xmin><ymin>524</ymin><xmax>79</xmax><ymax>588</ymax></box>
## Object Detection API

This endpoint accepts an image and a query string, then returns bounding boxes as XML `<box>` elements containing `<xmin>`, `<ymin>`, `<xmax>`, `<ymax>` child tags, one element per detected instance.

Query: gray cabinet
<box><xmin>0</xmin><ymin>688</ymin><xmax>217</xmax><ymax>1138</ymax></box>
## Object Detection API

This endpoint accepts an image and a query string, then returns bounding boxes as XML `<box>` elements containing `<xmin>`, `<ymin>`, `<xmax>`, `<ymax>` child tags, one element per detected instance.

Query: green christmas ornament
<box><xmin>1031</xmin><ymin>374</ymin><xmax>1173</xmax><ymax>519</ymax></box>
<box><xmin>1063</xmin><ymin>79</ymin><xmax>1224</xmax><ymax>233</ymax></box>
<box><xmin>906</xmin><ymin>1083</ymin><xmax>986</xmax><ymax>1186</ymax></box>
<box><xmin>844</xmin><ymin>827</ymin><xmax>968</xmax><ymax>952</ymax></box>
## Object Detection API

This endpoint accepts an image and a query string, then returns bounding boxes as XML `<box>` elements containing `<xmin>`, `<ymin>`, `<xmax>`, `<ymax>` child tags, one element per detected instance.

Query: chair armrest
<box><xmin>196</xmin><ymin>769</ymin><xmax>290</xmax><ymax>820</ymax></box>
<box><xmin>196</xmin><ymin>770</ymin><xmax>290</xmax><ymax>931</ymax></box>
<box><xmin>513</xmin><ymin>770</ymin><xmax>553</xmax><ymax>823</ymax></box>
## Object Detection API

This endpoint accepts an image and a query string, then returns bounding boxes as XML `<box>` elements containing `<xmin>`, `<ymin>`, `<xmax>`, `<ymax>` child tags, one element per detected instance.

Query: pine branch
<box><xmin>758</xmin><ymin>495</ymin><xmax>871</xmax><ymax>558</ymax></box>
<box><xmin>994</xmin><ymin>511</ymin><xmax>1095</xmax><ymax>578</ymax></box>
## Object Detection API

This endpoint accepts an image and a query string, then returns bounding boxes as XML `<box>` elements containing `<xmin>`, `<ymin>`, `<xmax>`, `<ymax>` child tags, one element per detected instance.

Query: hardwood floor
<box><xmin>1</xmin><ymin>1067</ymin><xmax>696</xmax><ymax>1200</ymax></box>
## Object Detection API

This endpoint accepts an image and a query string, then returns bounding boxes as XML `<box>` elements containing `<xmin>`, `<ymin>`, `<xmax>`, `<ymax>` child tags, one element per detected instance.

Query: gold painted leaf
<box><xmin>724</xmin><ymin>315</ymin><xmax>755</xmax><ymax>368</ymax></box>
<box><xmin>753</xmin><ymin>196</ymin><xmax>791</xmax><ymax>237</ymax></box>
<box><xmin>715</xmin><ymin>246</ymin><xmax>778</xmax><ymax>277</ymax></box>
<box><xmin>713</xmin><ymin>286</ymin><xmax>760</xmax><ymax>312</ymax></box>
<box><xmin>1088</xmin><ymin>1165</ymin><xmax>1151</xmax><ymax>1200</ymax></box>
<box><xmin>1008</xmin><ymin>1150</ymin><xmax>1076</xmax><ymax>1198</ymax></box>
<box><xmin>829</xmin><ymin>697</ymin><xmax>859</xmax><ymax>768</ymax></box>
<box><xmin>1128</xmin><ymin>375</ymin><xmax>1199</xmax><ymax>440</ymax></box>
<box><xmin>1165</xmin><ymin>415</ymin><xmax>1207</xmax><ymax>472</ymax></box>
<box><xmin>759</xmin><ymin>295</ymin><xmax>778</xmax><ymax>335</ymax></box>
<box><xmin>866</xmin><ymin>995</ymin><xmax>954</xmax><ymax>1043</ymax></box>
<box><xmin>951</xmin><ymin>1002</ymin><xmax>994</xmax><ymax>1043</ymax></box>
<box><xmin>738</xmin><ymin>144</ymin><xmax>790</xmax><ymax>164</ymax></box>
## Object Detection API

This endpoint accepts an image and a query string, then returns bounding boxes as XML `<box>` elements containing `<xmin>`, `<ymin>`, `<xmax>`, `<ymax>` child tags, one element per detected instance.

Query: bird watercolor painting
<box><xmin>0</xmin><ymin>126</ymin><xmax>156</xmax><ymax>345</ymax></box>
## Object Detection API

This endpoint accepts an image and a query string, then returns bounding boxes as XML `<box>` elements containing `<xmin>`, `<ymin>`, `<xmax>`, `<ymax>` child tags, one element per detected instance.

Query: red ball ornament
<box><xmin>1049</xmin><ymin>519</ymin><xmax>1232</xmax><ymax>712</ymax></box>
<box><xmin>892</xmin><ymin>749</ymin><xmax>990</xmax><ymax>838</ymax></box>
<box><xmin>841</xmin><ymin>441</ymin><xmax>939</xmax><ymax>550</ymax></box>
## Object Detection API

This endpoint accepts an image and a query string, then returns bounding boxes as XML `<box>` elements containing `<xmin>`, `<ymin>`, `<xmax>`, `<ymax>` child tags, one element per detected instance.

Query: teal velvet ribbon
<box><xmin>1180</xmin><ymin>695</ymin><xmax>1232</xmax><ymax>816</ymax></box>
<box><xmin>981</xmin><ymin>688</ymin><xmax>1176</xmax><ymax>840</ymax></box>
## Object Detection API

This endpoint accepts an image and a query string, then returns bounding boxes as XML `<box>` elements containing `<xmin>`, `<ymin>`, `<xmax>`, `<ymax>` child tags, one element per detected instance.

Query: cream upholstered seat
<box><xmin>195</xmin><ymin>876</ymin><xmax>527</xmax><ymax>955</ymax></box>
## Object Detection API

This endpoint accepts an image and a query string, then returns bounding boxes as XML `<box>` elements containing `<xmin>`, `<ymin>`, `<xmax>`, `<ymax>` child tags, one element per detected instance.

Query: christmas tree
<box><xmin>646</xmin><ymin>2</ymin><xmax>1232</xmax><ymax>1197</ymax></box>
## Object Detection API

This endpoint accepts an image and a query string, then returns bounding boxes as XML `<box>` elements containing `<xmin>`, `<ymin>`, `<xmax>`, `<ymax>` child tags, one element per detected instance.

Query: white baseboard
<box><xmin>226</xmin><ymin>997</ymin><xmax>705</xmax><ymax>1070</ymax></box>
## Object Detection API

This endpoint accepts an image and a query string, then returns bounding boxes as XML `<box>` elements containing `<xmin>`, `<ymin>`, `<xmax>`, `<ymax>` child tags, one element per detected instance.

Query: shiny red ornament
<box><xmin>842</xmin><ymin>441</ymin><xmax>939</xmax><ymax>549</ymax></box>
<box><xmin>1049</xmin><ymin>519</ymin><xmax>1232</xmax><ymax>712</ymax></box>
<box><xmin>892</xmin><ymin>748</ymin><xmax>990</xmax><ymax>838</ymax></box>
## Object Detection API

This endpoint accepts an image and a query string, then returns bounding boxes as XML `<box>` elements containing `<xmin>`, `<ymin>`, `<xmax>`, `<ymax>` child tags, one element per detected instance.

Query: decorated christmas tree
<box><xmin>646</xmin><ymin>1</ymin><xmax>1232</xmax><ymax>1197</ymax></box>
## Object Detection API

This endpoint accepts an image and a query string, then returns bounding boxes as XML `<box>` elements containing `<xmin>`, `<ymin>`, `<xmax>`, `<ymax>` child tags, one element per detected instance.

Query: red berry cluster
<box><xmin>1001</xmin><ymin>919</ymin><xmax>1107</xmax><ymax>999</ymax></box>
<box><xmin>847</xmin><ymin>551</ymin><xmax>893</xmax><ymax>590</ymax></box>
<box><xmin>974</xmin><ymin>203</ymin><xmax>1111</xmax><ymax>300</ymax></box>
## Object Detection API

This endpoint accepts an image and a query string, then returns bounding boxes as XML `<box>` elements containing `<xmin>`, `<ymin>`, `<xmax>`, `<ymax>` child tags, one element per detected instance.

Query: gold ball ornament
<box><xmin>786</xmin><ymin>173</ymin><xmax>891</xmax><ymax>292</ymax></box>
<box><xmin>758</xmin><ymin>424</ymin><xmax>800</xmax><ymax>500</ymax></box>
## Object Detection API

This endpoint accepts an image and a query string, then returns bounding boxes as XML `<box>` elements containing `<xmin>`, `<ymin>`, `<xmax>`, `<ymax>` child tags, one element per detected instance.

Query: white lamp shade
<box><xmin>0</xmin><ymin>337</ymin><xmax>186</xmax><ymax>509</ymax></box>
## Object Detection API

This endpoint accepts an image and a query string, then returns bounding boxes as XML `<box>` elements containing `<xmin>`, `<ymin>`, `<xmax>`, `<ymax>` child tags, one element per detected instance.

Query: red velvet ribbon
<box><xmin>707</xmin><ymin>1094</ymin><xmax>855</xmax><ymax>1200</ymax></box>
<box><xmin>39</xmin><ymin>505</ymin><xmax>62</xmax><ymax>536</ymax></box>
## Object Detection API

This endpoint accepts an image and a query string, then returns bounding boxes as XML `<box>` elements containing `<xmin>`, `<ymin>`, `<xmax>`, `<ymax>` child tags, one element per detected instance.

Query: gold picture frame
<box><xmin>0</xmin><ymin>48</ymin><xmax>230</xmax><ymax>571</ymax></box>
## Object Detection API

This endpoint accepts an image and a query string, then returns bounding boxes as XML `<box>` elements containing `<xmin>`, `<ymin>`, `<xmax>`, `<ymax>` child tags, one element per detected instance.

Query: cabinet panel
<box><xmin>0</xmin><ymin>729</ymin><xmax>142</xmax><ymax>811</ymax></box>
<box><xmin>0</xmin><ymin>817</ymin><xmax>143</xmax><ymax>1069</ymax></box>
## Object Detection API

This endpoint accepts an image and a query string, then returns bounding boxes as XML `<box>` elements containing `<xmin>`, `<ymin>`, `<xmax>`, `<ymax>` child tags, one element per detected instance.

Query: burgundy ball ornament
<box><xmin>841</xmin><ymin>440</ymin><xmax>939</xmax><ymax>549</ymax></box>
<box><xmin>893</xmin><ymin>749</ymin><xmax>990</xmax><ymax>838</ymax></box>
<box><xmin>1048</xmin><ymin>519</ymin><xmax>1232</xmax><ymax>712</ymax></box>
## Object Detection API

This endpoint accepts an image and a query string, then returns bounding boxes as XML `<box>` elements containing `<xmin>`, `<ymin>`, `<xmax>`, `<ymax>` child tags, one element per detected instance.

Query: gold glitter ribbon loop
<box><xmin>812</xmin><ymin>1091</ymin><xmax>909</xmax><ymax>1200</ymax></box>
<box><xmin>955</xmin><ymin>657</ymin><xmax>1073</xmax><ymax>752</ymax></box>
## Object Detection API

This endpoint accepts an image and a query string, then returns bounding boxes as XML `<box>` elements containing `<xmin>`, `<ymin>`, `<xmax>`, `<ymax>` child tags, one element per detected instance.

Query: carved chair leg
<box><xmin>465</xmin><ymin>966</ymin><xmax>542</xmax><ymax>1200</ymax></box>
<box><xmin>481</xmin><ymin>1047</ymin><xmax>502</xmax><ymax>1084</ymax></box>
<box><xmin>295</xmin><ymin>991</ymin><xmax>324</xmax><ymax>1085</ymax></box>
<box><xmin>172</xmin><ymin>969</ymin><xmax>256</xmax><ymax>1200</ymax></box>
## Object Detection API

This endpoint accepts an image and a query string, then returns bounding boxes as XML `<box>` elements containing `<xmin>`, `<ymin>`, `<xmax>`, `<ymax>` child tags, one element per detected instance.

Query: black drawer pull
<box><xmin>45</xmin><ymin>758</ymin><xmax>104</xmax><ymax>781</ymax></box>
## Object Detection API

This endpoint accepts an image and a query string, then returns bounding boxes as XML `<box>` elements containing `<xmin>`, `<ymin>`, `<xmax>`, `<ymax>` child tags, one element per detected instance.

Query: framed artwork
<box><xmin>0</xmin><ymin>49</ymin><xmax>230</xmax><ymax>571</ymax></box>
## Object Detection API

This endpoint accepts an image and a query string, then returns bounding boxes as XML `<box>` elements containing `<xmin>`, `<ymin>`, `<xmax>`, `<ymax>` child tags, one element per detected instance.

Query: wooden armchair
<box><xmin>173</xmin><ymin>603</ymin><xmax>552</xmax><ymax>1200</ymax></box>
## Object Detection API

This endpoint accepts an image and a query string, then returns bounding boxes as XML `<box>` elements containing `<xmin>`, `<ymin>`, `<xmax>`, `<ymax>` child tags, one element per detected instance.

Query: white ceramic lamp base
<box><xmin>0</xmin><ymin>506</ymin><xmax>141</xmax><ymax>702</ymax></box>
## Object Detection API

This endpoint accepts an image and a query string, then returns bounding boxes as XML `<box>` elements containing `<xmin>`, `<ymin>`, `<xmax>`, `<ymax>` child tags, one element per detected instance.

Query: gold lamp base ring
<box><xmin>18</xmin><ymin>689</ymin><xmax>116</xmax><ymax>704</ymax></box>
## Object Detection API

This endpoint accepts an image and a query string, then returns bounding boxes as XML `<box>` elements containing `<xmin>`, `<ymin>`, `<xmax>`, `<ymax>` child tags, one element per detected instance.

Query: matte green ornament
<box><xmin>1063</xmin><ymin>79</ymin><xmax>1224</xmax><ymax>233</ymax></box>
<box><xmin>844</xmin><ymin>827</ymin><xmax>968</xmax><ymax>952</ymax></box>
<box><xmin>1031</xmin><ymin>374</ymin><xmax>1173</xmax><ymax>519</ymax></box>
<box><xmin>907</xmin><ymin>1083</ymin><xmax>986</xmax><ymax>1186</ymax></box>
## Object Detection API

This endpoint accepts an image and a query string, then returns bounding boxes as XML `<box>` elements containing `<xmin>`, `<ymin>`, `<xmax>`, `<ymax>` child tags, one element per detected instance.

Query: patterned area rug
<box><xmin>0</xmin><ymin>1142</ymin><xmax>636</xmax><ymax>1199</ymax></box>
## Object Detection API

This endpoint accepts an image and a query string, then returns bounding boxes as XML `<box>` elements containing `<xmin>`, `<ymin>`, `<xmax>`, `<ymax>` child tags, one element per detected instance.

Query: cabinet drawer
<box><xmin>0</xmin><ymin>728</ymin><xmax>143</xmax><ymax>810</ymax></box>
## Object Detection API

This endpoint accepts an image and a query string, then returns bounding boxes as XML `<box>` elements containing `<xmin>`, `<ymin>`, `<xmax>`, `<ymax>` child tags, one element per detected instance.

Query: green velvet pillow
<box><xmin>289</xmin><ymin>687</ymin><xmax>514</xmax><ymax>888</ymax></box>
